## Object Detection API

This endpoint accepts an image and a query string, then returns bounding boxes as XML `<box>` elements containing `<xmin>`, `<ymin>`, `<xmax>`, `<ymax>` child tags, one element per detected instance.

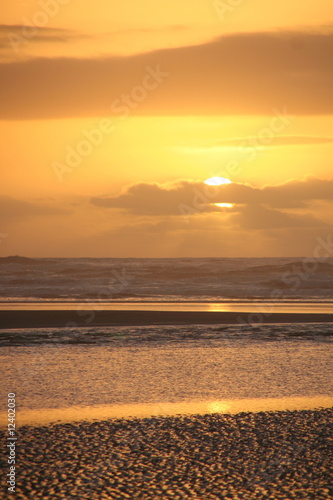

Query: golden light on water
<box><xmin>207</xmin><ymin>401</ymin><xmax>231</xmax><ymax>413</ymax></box>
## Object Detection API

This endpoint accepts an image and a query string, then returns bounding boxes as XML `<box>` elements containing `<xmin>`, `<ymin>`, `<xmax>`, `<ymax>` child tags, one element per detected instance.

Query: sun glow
<box><xmin>204</xmin><ymin>177</ymin><xmax>232</xmax><ymax>186</ymax></box>
<box><xmin>207</xmin><ymin>401</ymin><xmax>231</xmax><ymax>413</ymax></box>
<box><xmin>204</xmin><ymin>177</ymin><xmax>234</xmax><ymax>209</ymax></box>
<box><xmin>214</xmin><ymin>203</ymin><xmax>233</xmax><ymax>208</ymax></box>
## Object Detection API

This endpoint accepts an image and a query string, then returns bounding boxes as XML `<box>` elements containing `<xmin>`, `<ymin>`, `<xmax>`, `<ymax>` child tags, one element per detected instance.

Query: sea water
<box><xmin>0</xmin><ymin>255</ymin><xmax>333</xmax><ymax>303</ymax></box>
<box><xmin>0</xmin><ymin>256</ymin><xmax>332</xmax><ymax>422</ymax></box>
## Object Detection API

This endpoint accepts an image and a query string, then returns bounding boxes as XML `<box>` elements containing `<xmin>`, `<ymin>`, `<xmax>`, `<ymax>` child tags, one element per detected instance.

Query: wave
<box><xmin>0</xmin><ymin>257</ymin><xmax>332</xmax><ymax>301</ymax></box>
<box><xmin>227</xmin><ymin>261</ymin><xmax>333</xmax><ymax>276</ymax></box>
<box><xmin>0</xmin><ymin>255</ymin><xmax>38</xmax><ymax>265</ymax></box>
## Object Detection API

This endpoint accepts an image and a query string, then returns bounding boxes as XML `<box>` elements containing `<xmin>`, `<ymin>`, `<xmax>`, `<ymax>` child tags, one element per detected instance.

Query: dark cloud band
<box><xmin>0</xmin><ymin>29</ymin><xmax>332</xmax><ymax>119</ymax></box>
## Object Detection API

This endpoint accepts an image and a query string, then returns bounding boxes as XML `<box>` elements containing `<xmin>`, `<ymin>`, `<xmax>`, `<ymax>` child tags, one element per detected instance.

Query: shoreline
<box><xmin>1</xmin><ymin>309</ymin><xmax>333</xmax><ymax>329</ymax></box>
<box><xmin>1</xmin><ymin>300</ymin><xmax>333</xmax><ymax>313</ymax></box>
<box><xmin>1</xmin><ymin>396</ymin><xmax>332</xmax><ymax>428</ymax></box>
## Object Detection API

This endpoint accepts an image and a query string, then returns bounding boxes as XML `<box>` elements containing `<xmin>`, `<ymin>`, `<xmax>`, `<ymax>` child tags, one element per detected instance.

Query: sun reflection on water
<box><xmin>207</xmin><ymin>401</ymin><xmax>231</xmax><ymax>413</ymax></box>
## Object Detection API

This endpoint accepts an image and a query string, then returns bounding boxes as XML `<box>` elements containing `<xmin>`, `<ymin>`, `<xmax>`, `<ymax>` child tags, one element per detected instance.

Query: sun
<box><xmin>214</xmin><ymin>203</ymin><xmax>233</xmax><ymax>208</ymax></box>
<box><xmin>203</xmin><ymin>177</ymin><xmax>233</xmax><ymax>209</ymax></box>
<box><xmin>204</xmin><ymin>177</ymin><xmax>232</xmax><ymax>186</ymax></box>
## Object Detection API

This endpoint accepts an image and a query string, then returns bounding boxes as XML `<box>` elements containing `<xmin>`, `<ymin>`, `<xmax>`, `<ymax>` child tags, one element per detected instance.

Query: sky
<box><xmin>0</xmin><ymin>0</ymin><xmax>332</xmax><ymax>257</ymax></box>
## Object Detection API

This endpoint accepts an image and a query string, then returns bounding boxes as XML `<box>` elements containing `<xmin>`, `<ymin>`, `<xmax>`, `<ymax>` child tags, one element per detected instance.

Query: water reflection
<box><xmin>1</xmin><ymin>301</ymin><xmax>333</xmax><ymax>313</ymax></box>
<box><xmin>3</xmin><ymin>396</ymin><xmax>332</xmax><ymax>427</ymax></box>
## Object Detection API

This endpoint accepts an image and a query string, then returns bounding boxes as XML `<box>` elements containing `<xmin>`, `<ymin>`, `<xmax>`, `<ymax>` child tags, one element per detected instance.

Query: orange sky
<box><xmin>0</xmin><ymin>0</ymin><xmax>332</xmax><ymax>257</ymax></box>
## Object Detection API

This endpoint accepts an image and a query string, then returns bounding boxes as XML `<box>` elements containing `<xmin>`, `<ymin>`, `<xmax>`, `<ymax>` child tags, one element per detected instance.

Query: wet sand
<box><xmin>1</xmin><ymin>309</ymin><xmax>333</xmax><ymax>329</ymax></box>
<box><xmin>0</xmin><ymin>396</ymin><xmax>331</xmax><ymax>428</ymax></box>
<box><xmin>2</xmin><ymin>408</ymin><xmax>332</xmax><ymax>499</ymax></box>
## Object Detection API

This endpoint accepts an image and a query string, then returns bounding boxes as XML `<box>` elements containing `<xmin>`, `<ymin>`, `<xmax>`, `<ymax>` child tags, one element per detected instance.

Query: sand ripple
<box><xmin>1</xmin><ymin>408</ymin><xmax>332</xmax><ymax>499</ymax></box>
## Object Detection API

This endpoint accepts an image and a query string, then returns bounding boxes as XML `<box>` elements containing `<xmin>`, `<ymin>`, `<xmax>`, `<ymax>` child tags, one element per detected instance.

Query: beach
<box><xmin>1</xmin><ymin>408</ymin><xmax>332</xmax><ymax>499</ymax></box>
<box><xmin>1</xmin><ymin>258</ymin><xmax>332</xmax><ymax>498</ymax></box>
<box><xmin>1</xmin><ymin>317</ymin><xmax>332</xmax><ymax>499</ymax></box>
<box><xmin>2</xmin><ymin>0</ymin><xmax>333</xmax><ymax>490</ymax></box>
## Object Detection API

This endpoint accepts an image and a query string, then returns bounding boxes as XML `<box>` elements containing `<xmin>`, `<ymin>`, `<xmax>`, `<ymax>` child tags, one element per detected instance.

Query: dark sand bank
<box><xmin>1</xmin><ymin>408</ymin><xmax>332</xmax><ymax>499</ymax></box>
<box><xmin>1</xmin><ymin>309</ymin><xmax>333</xmax><ymax>329</ymax></box>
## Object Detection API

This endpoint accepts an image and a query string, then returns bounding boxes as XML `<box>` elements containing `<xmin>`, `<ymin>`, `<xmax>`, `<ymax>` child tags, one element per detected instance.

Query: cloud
<box><xmin>91</xmin><ymin>177</ymin><xmax>333</xmax><ymax>215</ymax></box>
<box><xmin>79</xmin><ymin>208</ymin><xmax>328</xmax><ymax>258</ymax></box>
<box><xmin>199</xmin><ymin>177</ymin><xmax>333</xmax><ymax>209</ymax></box>
<box><xmin>255</xmin><ymin>177</ymin><xmax>333</xmax><ymax>207</ymax></box>
<box><xmin>1</xmin><ymin>191</ymin><xmax>330</xmax><ymax>258</ymax></box>
<box><xmin>92</xmin><ymin>181</ymin><xmax>207</xmax><ymax>216</ymax></box>
<box><xmin>0</xmin><ymin>196</ymin><xmax>72</xmax><ymax>218</ymax></box>
<box><xmin>0</xmin><ymin>25</ymin><xmax>89</xmax><ymax>61</ymax></box>
<box><xmin>231</xmin><ymin>204</ymin><xmax>326</xmax><ymax>230</ymax></box>
<box><xmin>0</xmin><ymin>25</ymin><xmax>69</xmax><ymax>33</ymax></box>
<box><xmin>0</xmin><ymin>29</ymin><xmax>332</xmax><ymax>118</ymax></box>
<box><xmin>0</xmin><ymin>25</ymin><xmax>77</xmax><ymax>46</ymax></box>
<box><xmin>91</xmin><ymin>176</ymin><xmax>332</xmax><ymax>233</ymax></box>
<box><xmin>105</xmin><ymin>25</ymin><xmax>188</xmax><ymax>36</ymax></box>
<box><xmin>201</xmin><ymin>136</ymin><xmax>333</xmax><ymax>148</ymax></box>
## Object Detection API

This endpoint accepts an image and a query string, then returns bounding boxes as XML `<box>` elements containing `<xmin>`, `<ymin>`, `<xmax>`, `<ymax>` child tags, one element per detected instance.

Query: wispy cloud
<box><xmin>197</xmin><ymin>136</ymin><xmax>333</xmax><ymax>148</ymax></box>
<box><xmin>0</xmin><ymin>25</ymin><xmax>79</xmax><ymax>45</ymax></box>
<box><xmin>105</xmin><ymin>25</ymin><xmax>188</xmax><ymax>37</ymax></box>
<box><xmin>0</xmin><ymin>196</ymin><xmax>73</xmax><ymax>218</ymax></box>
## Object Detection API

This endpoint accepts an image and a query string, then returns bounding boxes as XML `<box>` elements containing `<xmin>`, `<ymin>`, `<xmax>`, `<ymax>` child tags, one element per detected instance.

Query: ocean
<box><xmin>0</xmin><ymin>255</ymin><xmax>333</xmax><ymax>500</ymax></box>
<box><xmin>1</xmin><ymin>255</ymin><xmax>333</xmax><ymax>303</ymax></box>
<box><xmin>0</xmin><ymin>256</ymin><xmax>333</xmax><ymax>423</ymax></box>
